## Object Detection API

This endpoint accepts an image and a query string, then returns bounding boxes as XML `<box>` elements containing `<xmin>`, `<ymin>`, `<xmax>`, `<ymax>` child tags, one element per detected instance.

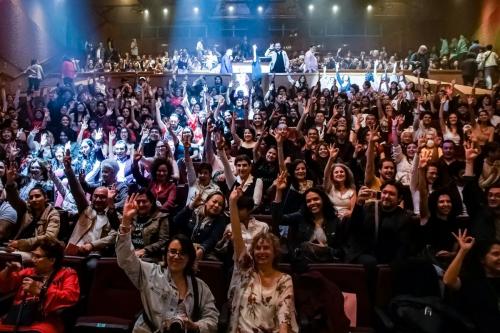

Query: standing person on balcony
<box><xmin>265</xmin><ymin>43</ymin><xmax>289</xmax><ymax>73</ymax></box>
<box><xmin>25</xmin><ymin>59</ymin><xmax>44</xmax><ymax>95</ymax></box>
<box><xmin>61</xmin><ymin>56</ymin><xmax>77</xmax><ymax>90</ymax></box>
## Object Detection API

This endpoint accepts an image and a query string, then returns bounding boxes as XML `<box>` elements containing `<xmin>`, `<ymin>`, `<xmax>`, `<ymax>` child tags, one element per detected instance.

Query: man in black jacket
<box><xmin>347</xmin><ymin>180</ymin><xmax>420</xmax><ymax>264</ymax></box>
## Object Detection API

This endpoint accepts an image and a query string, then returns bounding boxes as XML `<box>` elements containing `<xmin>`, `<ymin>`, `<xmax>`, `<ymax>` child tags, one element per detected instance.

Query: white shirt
<box><xmin>224</xmin><ymin>218</ymin><xmax>269</xmax><ymax>250</ymax></box>
<box><xmin>77</xmin><ymin>213</ymin><xmax>108</xmax><ymax>245</ymax></box>
<box><xmin>304</xmin><ymin>50</ymin><xmax>318</xmax><ymax>72</ymax></box>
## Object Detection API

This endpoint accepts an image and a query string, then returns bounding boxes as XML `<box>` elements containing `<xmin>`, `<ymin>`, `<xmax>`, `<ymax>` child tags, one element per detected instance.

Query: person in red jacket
<box><xmin>0</xmin><ymin>238</ymin><xmax>80</xmax><ymax>333</ymax></box>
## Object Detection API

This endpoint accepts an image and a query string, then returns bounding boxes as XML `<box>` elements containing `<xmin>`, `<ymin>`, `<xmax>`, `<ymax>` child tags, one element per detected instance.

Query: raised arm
<box><xmin>443</xmin><ymin>229</ymin><xmax>475</xmax><ymax>290</ymax></box>
<box><xmin>438</xmin><ymin>96</ymin><xmax>448</xmax><ymax>134</ymax></box>
<box><xmin>215</xmin><ymin>134</ymin><xmax>236</xmax><ymax>188</ymax></box>
<box><xmin>364</xmin><ymin>125</ymin><xmax>379</xmax><ymax>186</ymax></box>
<box><xmin>4</xmin><ymin>164</ymin><xmax>27</xmax><ymax>215</ymax></box>
<box><xmin>155</xmin><ymin>99</ymin><xmax>167</xmax><ymax>132</ymax></box>
<box><xmin>229</xmin><ymin>187</ymin><xmax>246</xmax><ymax>260</ymax></box>
<box><xmin>183</xmin><ymin>139</ymin><xmax>197</xmax><ymax>187</ymax></box>
<box><xmin>63</xmin><ymin>151</ymin><xmax>90</xmax><ymax>213</ymax></box>
<box><xmin>323</xmin><ymin>145</ymin><xmax>339</xmax><ymax>192</ymax></box>
<box><xmin>230</xmin><ymin>114</ymin><xmax>242</xmax><ymax>148</ymax></box>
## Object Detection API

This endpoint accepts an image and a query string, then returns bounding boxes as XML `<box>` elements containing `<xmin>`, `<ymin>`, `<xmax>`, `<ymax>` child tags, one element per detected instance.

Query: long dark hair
<box><xmin>301</xmin><ymin>187</ymin><xmax>337</xmax><ymax>221</ymax></box>
<box><xmin>165</xmin><ymin>234</ymin><xmax>197</xmax><ymax>277</ymax></box>
<box><xmin>287</xmin><ymin>159</ymin><xmax>311</xmax><ymax>190</ymax></box>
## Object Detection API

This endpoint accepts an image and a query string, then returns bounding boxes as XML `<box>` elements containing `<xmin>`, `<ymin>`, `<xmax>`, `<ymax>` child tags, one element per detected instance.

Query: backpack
<box><xmin>388</xmin><ymin>295</ymin><xmax>474</xmax><ymax>333</ymax></box>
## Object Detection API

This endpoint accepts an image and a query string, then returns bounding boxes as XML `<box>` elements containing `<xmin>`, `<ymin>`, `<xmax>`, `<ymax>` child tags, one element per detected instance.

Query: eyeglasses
<box><xmin>167</xmin><ymin>249</ymin><xmax>186</xmax><ymax>258</ymax></box>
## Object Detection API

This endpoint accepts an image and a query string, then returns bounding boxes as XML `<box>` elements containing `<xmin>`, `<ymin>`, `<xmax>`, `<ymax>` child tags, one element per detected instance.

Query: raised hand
<box><xmin>107</xmin><ymin>184</ymin><xmax>117</xmax><ymax>208</ymax></box>
<box><xmin>463</xmin><ymin>141</ymin><xmax>479</xmax><ymax>161</ymax></box>
<box><xmin>122</xmin><ymin>193</ymin><xmax>139</xmax><ymax>224</ymax></box>
<box><xmin>328</xmin><ymin>143</ymin><xmax>339</xmax><ymax>160</ymax></box>
<box><xmin>368</xmin><ymin>125</ymin><xmax>380</xmax><ymax>142</ymax></box>
<box><xmin>191</xmin><ymin>191</ymin><xmax>204</xmax><ymax>209</ymax></box>
<box><xmin>419</xmin><ymin>150</ymin><xmax>432</xmax><ymax>169</ymax></box>
<box><xmin>93</xmin><ymin>128</ymin><xmax>103</xmax><ymax>141</ymax></box>
<box><xmin>357</xmin><ymin>186</ymin><xmax>373</xmax><ymax>204</ymax></box>
<box><xmin>133</xmin><ymin>148</ymin><xmax>143</xmax><ymax>163</ymax></box>
<box><xmin>452</xmin><ymin>229</ymin><xmax>475</xmax><ymax>253</ymax></box>
<box><xmin>274</xmin><ymin>170</ymin><xmax>288</xmax><ymax>192</ymax></box>
<box><xmin>63</xmin><ymin>149</ymin><xmax>72</xmax><ymax>169</ymax></box>
<box><xmin>229</xmin><ymin>186</ymin><xmax>244</xmax><ymax>204</ymax></box>
<box><xmin>108</xmin><ymin>130</ymin><xmax>117</xmax><ymax>142</ymax></box>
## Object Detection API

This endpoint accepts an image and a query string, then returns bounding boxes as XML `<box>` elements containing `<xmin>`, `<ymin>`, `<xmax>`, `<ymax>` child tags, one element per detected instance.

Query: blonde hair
<box><xmin>250</xmin><ymin>232</ymin><xmax>281</xmax><ymax>269</ymax></box>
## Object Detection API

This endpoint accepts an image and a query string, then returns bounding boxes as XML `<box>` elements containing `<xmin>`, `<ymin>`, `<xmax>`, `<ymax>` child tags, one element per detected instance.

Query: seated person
<box><xmin>0</xmin><ymin>182</ymin><xmax>17</xmax><ymax>241</ymax></box>
<box><xmin>347</xmin><ymin>181</ymin><xmax>420</xmax><ymax>264</ymax></box>
<box><xmin>117</xmin><ymin>194</ymin><xmax>219</xmax><ymax>333</ymax></box>
<box><xmin>132</xmin><ymin>153</ymin><xmax>177</xmax><ymax>212</ymax></box>
<box><xmin>443</xmin><ymin>230</ymin><xmax>500</xmax><ymax>333</ymax></box>
<box><xmin>0</xmin><ymin>238</ymin><xmax>80</xmax><ymax>333</ymax></box>
<box><xmin>227</xmin><ymin>186</ymin><xmax>298</xmax><ymax>332</ymax></box>
<box><xmin>80</xmin><ymin>159</ymin><xmax>128</xmax><ymax>211</ymax></box>
<box><xmin>184</xmin><ymin>140</ymin><xmax>220</xmax><ymax>207</ymax></box>
<box><xmin>273</xmin><ymin>171</ymin><xmax>346</xmax><ymax>262</ymax></box>
<box><xmin>127</xmin><ymin>188</ymin><xmax>170</xmax><ymax>261</ymax></box>
<box><xmin>63</xmin><ymin>153</ymin><xmax>118</xmax><ymax>256</ymax></box>
<box><xmin>172</xmin><ymin>191</ymin><xmax>227</xmax><ymax>260</ymax></box>
<box><xmin>5</xmin><ymin>164</ymin><xmax>59</xmax><ymax>256</ymax></box>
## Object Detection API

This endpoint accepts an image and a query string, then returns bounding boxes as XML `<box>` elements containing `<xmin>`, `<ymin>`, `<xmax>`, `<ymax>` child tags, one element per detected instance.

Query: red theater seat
<box><xmin>74</xmin><ymin>258</ymin><xmax>142</xmax><ymax>332</ymax></box>
<box><xmin>196</xmin><ymin>260</ymin><xmax>227</xmax><ymax>310</ymax></box>
<box><xmin>308</xmin><ymin>263</ymin><xmax>372</xmax><ymax>329</ymax></box>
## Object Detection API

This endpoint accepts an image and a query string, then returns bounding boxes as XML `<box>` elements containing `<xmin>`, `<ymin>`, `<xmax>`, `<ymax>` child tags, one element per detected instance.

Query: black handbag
<box><xmin>3</xmin><ymin>299</ymin><xmax>42</xmax><ymax>327</ymax></box>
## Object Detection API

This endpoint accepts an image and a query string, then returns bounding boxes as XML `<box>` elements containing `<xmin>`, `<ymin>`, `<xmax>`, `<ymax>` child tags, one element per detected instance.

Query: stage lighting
<box><xmin>367</xmin><ymin>4</ymin><xmax>373</xmax><ymax>12</ymax></box>
<box><xmin>228</xmin><ymin>5</ymin><xmax>234</xmax><ymax>13</ymax></box>
<box><xmin>257</xmin><ymin>6</ymin><xmax>263</xmax><ymax>13</ymax></box>
<box><xmin>163</xmin><ymin>8</ymin><xmax>168</xmax><ymax>15</ymax></box>
<box><xmin>332</xmin><ymin>5</ymin><xmax>339</xmax><ymax>13</ymax></box>
<box><xmin>308</xmin><ymin>4</ymin><xmax>314</xmax><ymax>12</ymax></box>
<box><xmin>193</xmin><ymin>6</ymin><xmax>199</xmax><ymax>14</ymax></box>
<box><xmin>144</xmin><ymin>8</ymin><xmax>149</xmax><ymax>16</ymax></box>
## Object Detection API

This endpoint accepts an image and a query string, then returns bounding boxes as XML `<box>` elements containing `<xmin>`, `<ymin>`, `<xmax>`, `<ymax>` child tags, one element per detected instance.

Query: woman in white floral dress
<box><xmin>227</xmin><ymin>186</ymin><xmax>298</xmax><ymax>333</ymax></box>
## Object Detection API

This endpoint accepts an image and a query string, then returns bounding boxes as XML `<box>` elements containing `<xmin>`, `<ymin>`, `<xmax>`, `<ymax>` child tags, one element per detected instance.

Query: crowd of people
<box><xmin>0</xmin><ymin>35</ymin><xmax>499</xmax><ymax>332</ymax></box>
<box><xmin>67</xmin><ymin>35</ymin><xmax>500</xmax><ymax>89</ymax></box>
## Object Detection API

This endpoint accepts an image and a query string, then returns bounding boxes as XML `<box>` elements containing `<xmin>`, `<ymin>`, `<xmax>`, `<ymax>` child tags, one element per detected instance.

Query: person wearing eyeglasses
<box><xmin>0</xmin><ymin>238</ymin><xmax>80</xmax><ymax>333</ymax></box>
<box><xmin>117</xmin><ymin>194</ymin><xmax>219</xmax><ymax>333</ymax></box>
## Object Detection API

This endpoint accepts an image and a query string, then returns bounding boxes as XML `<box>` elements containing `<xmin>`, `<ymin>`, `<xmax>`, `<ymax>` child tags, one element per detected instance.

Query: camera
<box><xmin>164</xmin><ymin>317</ymin><xmax>184</xmax><ymax>333</ymax></box>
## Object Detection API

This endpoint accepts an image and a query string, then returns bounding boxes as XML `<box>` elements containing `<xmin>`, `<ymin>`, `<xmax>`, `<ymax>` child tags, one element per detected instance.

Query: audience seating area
<box><xmin>1</xmin><ymin>254</ymin><xmax>401</xmax><ymax>333</ymax></box>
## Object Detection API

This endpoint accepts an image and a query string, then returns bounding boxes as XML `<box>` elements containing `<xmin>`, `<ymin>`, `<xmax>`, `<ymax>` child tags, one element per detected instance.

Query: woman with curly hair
<box><xmin>132</xmin><ymin>153</ymin><xmax>176</xmax><ymax>212</ymax></box>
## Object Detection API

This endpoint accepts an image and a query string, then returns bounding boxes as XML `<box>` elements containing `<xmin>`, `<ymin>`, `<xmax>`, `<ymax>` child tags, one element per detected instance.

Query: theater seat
<box><xmin>308</xmin><ymin>263</ymin><xmax>372</xmax><ymax>329</ymax></box>
<box><xmin>375</xmin><ymin>265</ymin><xmax>393</xmax><ymax>307</ymax></box>
<box><xmin>74</xmin><ymin>258</ymin><xmax>142</xmax><ymax>332</ymax></box>
<box><xmin>196</xmin><ymin>260</ymin><xmax>227</xmax><ymax>310</ymax></box>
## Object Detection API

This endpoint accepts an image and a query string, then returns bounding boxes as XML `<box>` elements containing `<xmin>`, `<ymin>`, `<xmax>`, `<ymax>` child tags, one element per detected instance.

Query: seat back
<box><xmin>375</xmin><ymin>265</ymin><xmax>393</xmax><ymax>307</ymax></box>
<box><xmin>309</xmin><ymin>263</ymin><xmax>371</xmax><ymax>327</ymax></box>
<box><xmin>85</xmin><ymin>258</ymin><xmax>142</xmax><ymax>319</ymax></box>
<box><xmin>196</xmin><ymin>261</ymin><xmax>227</xmax><ymax>310</ymax></box>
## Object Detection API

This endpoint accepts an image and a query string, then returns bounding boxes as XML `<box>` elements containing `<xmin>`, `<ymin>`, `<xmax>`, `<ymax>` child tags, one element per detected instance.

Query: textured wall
<box><xmin>0</xmin><ymin>0</ymin><xmax>60</xmax><ymax>78</ymax></box>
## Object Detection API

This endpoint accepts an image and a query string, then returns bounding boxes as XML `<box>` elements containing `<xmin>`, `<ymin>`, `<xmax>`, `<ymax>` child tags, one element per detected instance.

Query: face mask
<box><xmin>426</xmin><ymin>139</ymin><xmax>435</xmax><ymax>148</ymax></box>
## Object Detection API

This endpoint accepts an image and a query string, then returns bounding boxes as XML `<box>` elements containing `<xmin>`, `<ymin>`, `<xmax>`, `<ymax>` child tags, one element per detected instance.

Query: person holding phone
<box><xmin>347</xmin><ymin>181</ymin><xmax>420</xmax><ymax>265</ymax></box>
<box><xmin>0</xmin><ymin>238</ymin><xmax>80</xmax><ymax>333</ymax></box>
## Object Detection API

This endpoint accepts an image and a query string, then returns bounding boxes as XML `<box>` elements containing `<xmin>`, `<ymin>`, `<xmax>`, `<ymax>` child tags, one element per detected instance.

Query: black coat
<box><xmin>271</xmin><ymin>202</ymin><xmax>347</xmax><ymax>260</ymax></box>
<box><xmin>346</xmin><ymin>201</ymin><xmax>420</xmax><ymax>264</ymax></box>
